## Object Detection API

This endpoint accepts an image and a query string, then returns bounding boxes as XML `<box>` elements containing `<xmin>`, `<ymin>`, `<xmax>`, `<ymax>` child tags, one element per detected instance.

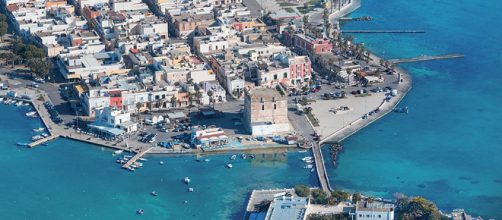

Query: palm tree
<box><xmin>207</xmin><ymin>90</ymin><xmax>215</xmax><ymax>109</ymax></box>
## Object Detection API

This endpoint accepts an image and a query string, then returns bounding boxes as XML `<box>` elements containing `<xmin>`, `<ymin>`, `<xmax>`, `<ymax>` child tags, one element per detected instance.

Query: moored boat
<box><xmin>184</xmin><ymin>177</ymin><xmax>190</xmax><ymax>184</ymax></box>
<box><xmin>226</xmin><ymin>163</ymin><xmax>233</xmax><ymax>168</ymax></box>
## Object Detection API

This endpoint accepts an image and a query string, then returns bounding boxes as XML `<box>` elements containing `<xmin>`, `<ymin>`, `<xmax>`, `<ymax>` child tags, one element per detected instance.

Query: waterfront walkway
<box><xmin>312</xmin><ymin>143</ymin><xmax>331</xmax><ymax>193</ymax></box>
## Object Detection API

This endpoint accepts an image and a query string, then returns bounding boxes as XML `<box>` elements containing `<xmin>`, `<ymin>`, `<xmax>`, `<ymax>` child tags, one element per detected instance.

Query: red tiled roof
<box><xmin>7</xmin><ymin>4</ymin><xmax>19</xmax><ymax>12</ymax></box>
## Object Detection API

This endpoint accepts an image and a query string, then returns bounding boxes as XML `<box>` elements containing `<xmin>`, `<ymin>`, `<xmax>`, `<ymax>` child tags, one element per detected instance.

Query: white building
<box><xmin>355</xmin><ymin>201</ymin><xmax>395</xmax><ymax>220</ymax></box>
<box><xmin>93</xmin><ymin>107</ymin><xmax>138</xmax><ymax>133</ymax></box>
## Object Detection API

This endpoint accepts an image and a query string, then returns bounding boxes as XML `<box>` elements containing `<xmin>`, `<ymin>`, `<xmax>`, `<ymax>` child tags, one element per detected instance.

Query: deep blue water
<box><xmin>0</xmin><ymin>105</ymin><xmax>316</xmax><ymax>219</ymax></box>
<box><xmin>327</xmin><ymin>0</ymin><xmax>502</xmax><ymax>218</ymax></box>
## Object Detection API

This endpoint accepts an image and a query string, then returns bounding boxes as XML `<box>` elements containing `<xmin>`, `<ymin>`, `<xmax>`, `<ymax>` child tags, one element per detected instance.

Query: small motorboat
<box><xmin>204</xmin><ymin>158</ymin><xmax>210</xmax><ymax>162</ymax></box>
<box><xmin>33</xmin><ymin>128</ymin><xmax>45</xmax><ymax>132</ymax></box>
<box><xmin>249</xmin><ymin>154</ymin><xmax>255</xmax><ymax>159</ymax></box>
<box><xmin>184</xmin><ymin>177</ymin><xmax>190</xmax><ymax>184</ymax></box>
<box><xmin>226</xmin><ymin>163</ymin><xmax>233</xmax><ymax>168</ymax></box>
<box><xmin>230</xmin><ymin>155</ymin><xmax>237</xmax><ymax>160</ymax></box>
<box><xmin>151</xmin><ymin>191</ymin><xmax>158</xmax><ymax>196</ymax></box>
<box><xmin>310</xmin><ymin>168</ymin><xmax>315</xmax><ymax>173</ymax></box>
<box><xmin>188</xmin><ymin>188</ymin><xmax>194</xmax><ymax>192</ymax></box>
<box><xmin>159</xmin><ymin>161</ymin><xmax>164</xmax><ymax>165</ymax></box>
<box><xmin>139</xmin><ymin>157</ymin><xmax>147</xmax><ymax>161</ymax></box>
<box><xmin>127</xmin><ymin>167</ymin><xmax>135</xmax><ymax>172</ymax></box>
<box><xmin>16</xmin><ymin>142</ymin><xmax>29</xmax><ymax>146</ymax></box>
<box><xmin>240</xmin><ymin>154</ymin><xmax>246</xmax><ymax>159</ymax></box>
<box><xmin>114</xmin><ymin>150</ymin><xmax>124</xmax><ymax>154</ymax></box>
<box><xmin>42</xmin><ymin>142</ymin><xmax>49</xmax><ymax>146</ymax></box>
<box><xmin>136</xmin><ymin>209</ymin><xmax>144</xmax><ymax>215</ymax></box>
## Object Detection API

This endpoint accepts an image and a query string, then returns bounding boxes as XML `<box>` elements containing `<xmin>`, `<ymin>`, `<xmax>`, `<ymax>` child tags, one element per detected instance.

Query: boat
<box><xmin>159</xmin><ymin>161</ymin><xmax>164</xmax><ymax>165</ymax></box>
<box><xmin>226</xmin><ymin>163</ymin><xmax>233</xmax><ymax>168</ymax></box>
<box><xmin>310</xmin><ymin>168</ymin><xmax>315</xmax><ymax>173</ymax></box>
<box><xmin>188</xmin><ymin>188</ymin><xmax>194</xmax><ymax>192</ymax></box>
<box><xmin>31</xmin><ymin>135</ymin><xmax>43</xmax><ymax>141</ymax></box>
<box><xmin>298</xmin><ymin>150</ymin><xmax>307</xmax><ymax>153</ymax></box>
<box><xmin>114</xmin><ymin>150</ymin><xmax>124</xmax><ymax>154</ymax></box>
<box><xmin>304</xmin><ymin>164</ymin><xmax>313</xmax><ymax>169</ymax></box>
<box><xmin>240</xmin><ymin>154</ymin><xmax>246</xmax><ymax>159</ymax></box>
<box><xmin>249</xmin><ymin>154</ymin><xmax>255</xmax><ymax>159</ymax></box>
<box><xmin>33</xmin><ymin>128</ymin><xmax>45</xmax><ymax>132</ymax></box>
<box><xmin>204</xmin><ymin>158</ymin><xmax>210</xmax><ymax>162</ymax></box>
<box><xmin>16</xmin><ymin>101</ymin><xmax>23</xmax><ymax>106</ymax></box>
<box><xmin>184</xmin><ymin>177</ymin><xmax>190</xmax><ymax>184</ymax></box>
<box><xmin>127</xmin><ymin>167</ymin><xmax>135</xmax><ymax>172</ymax></box>
<box><xmin>151</xmin><ymin>191</ymin><xmax>158</xmax><ymax>196</ymax></box>
<box><xmin>139</xmin><ymin>157</ymin><xmax>147</xmax><ymax>161</ymax></box>
<box><xmin>394</xmin><ymin>106</ymin><xmax>409</xmax><ymax>114</ymax></box>
<box><xmin>136</xmin><ymin>209</ymin><xmax>144</xmax><ymax>215</ymax></box>
<box><xmin>301</xmin><ymin>157</ymin><xmax>313</xmax><ymax>162</ymax></box>
<box><xmin>230</xmin><ymin>155</ymin><xmax>237</xmax><ymax>160</ymax></box>
<box><xmin>42</xmin><ymin>142</ymin><xmax>49</xmax><ymax>146</ymax></box>
<box><xmin>25</xmin><ymin>111</ymin><xmax>37</xmax><ymax>117</ymax></box>
<box><xmin>16</xmin><ymin>142</ymin><xmax>29</xmax><ymax>146</ymax></box>
<box><xmin>41</xmin><ymin>133</ymin><xmax>49</xmax><ymax>138</ymax></box>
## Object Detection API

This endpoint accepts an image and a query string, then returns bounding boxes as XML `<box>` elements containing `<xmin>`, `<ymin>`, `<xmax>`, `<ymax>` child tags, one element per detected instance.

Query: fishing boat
<box><xmin>184</xmin><ymin>177</ymin><xmax>190</xmax><ymax>184</ymax></box>
<box><xmin>230</xmin><ymin>155</ymin><xmax>237</xmax><ymax>160</ymax></box>
<box><xmin>151</xmin><ymin>191</ymin><xmax>157</xmax><ymax>196</ymax></box>
<box><xmin>226</xmin><ymin>163</ymin><xmax>233</xmax><ymax>168</ymax></box>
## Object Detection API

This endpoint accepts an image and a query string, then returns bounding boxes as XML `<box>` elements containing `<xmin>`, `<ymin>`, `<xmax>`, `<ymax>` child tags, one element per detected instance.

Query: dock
<box><xmin>122</xmin><ymin>147</ymin><xmax>154</xmax><ymax>169</ymax></box>
<box><xmin>341</xmin><ymin>30</ymin><xmax>425</xmax><ymax>34</ymax></box>
<box><xmin>28</xmin><ymin>134</ymin><xmax>60</xmax><ymax>148</ymax></box>
<box><xmin>388</xmin><ymin>54</ymin><xmax>464</xmax><ymax>64</ymax></box>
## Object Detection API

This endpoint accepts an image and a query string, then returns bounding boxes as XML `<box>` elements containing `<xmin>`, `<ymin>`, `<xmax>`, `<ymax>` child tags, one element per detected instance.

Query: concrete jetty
<box><xmin>388</xmin><ymin>54</ymin><xmax>464</xmax><ymax>64</ymax></box>
<box><xmin>28</xmin><ymin>134</ymin><xmax>60</xmax><ymax>148</ymax></box>
<box><xmin>311</xmin><ymin>143</ymin><xmax>332</xmax><ymax>193</ymax></box>
<box><xmin>122</xmin><ymin>147</ymin><xmax>154</xmax><ymax>169</ymax></box>
<box><xmin>341</xmin><ymin>30</ymin><xmax>426</xmax><ymax>34</ymax></box>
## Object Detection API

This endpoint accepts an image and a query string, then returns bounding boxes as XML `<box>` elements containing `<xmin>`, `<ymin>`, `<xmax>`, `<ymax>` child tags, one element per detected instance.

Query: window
<box><xmin>261</xmin><ymin>105</ymin><xmax>264</xmax><ymax>110</ymax></box>
<box><xmin>274</xmin><ymin>104</ymin><xmax>276</xmax><ymax>110</ymax></box>
<box><xmin>283</xmin><ymin>72</ymin><xmax>287</xmax><ymax>78</ymax></box>
<box><xmin>274</xmin><ymin>74</ymin><xmax>277</xmax><ymax>80</ymax></box>
<box><xmin>378</xmin><ymin>215</ymin><xmax>382</xmax><ymax>218</ymax></box>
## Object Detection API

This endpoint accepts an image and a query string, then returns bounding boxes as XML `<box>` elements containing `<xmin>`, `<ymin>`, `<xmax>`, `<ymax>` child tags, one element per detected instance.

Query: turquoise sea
<box><xmin>1</xmin><ymin>0</ymin><xmax>501</xmax><ymax>219</ymax></box>
<box><xmin>327</xmin><ymin>0</ymin><xmax>502</xmax><ymax>218</ymax></box>
<box><xmin>0</xmin><ymin>105</ymin><xmax>316</xmax><ymax>219</ymax></box>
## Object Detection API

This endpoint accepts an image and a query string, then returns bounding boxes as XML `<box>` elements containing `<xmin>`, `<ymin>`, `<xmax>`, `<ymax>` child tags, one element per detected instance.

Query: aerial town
<box><xmin>0</xmin><ymin>0</ymin><xmax>483</xmax><ymax>219</ymax></box>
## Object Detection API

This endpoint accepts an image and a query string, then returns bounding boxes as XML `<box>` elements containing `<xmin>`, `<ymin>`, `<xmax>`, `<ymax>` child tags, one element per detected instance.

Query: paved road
<box><xmin>243</xmin><ymin>0</ymin><xmax>263</xmax><ymax>17</ymax></box>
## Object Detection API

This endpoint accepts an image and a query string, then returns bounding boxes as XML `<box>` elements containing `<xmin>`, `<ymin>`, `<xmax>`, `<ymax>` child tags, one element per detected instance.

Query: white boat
<box><xmin>240</xmin><ymin>154</ymin><xmax>246</xmax><ymax>159</ymax></box>
<box><xmin>16</xmin><ymin>101</ymin><xmax>23</xmax><ymax>106</ymax></box>
<box><xmin>298</xmin><ymin>150</ymin><xmax>307</xmax><ymax>153</ymax></box>
<box><xmin>230</xmin><ymin>155</ymin><xmax>237</xmax><ymax>160</ymax></box>
<box><xmin>16</xmin><ymin>142</ymin><xmax>29</xmax><ymax>146</ymax></box>
<box><xmin>188</xmin><ymin>188</ymin><xmax>194</xmax><ymax>192</ymax></box>
<box><xmin>33</xmin><ymin>128</ymin><xmax>45</xmax><ymax>132</ymax></box>
<box><xmin>304</xmin><ymin>164</ymin><xmax>313</xmax><ymax>169</ymax></box>
<box><xmin>31</xmin><ymin>135</ymin><xmax>43</xmax><ymax>141</ymax></box>
<box><xmin>310</xmin><ymin>168</ymin><xmax>315</xmax><ymax>173</ymax></box>
<box><xmin>114</xmin><ymin>150</ymin><xmax>124</xmax><ymax>154</ymax></box>
<box><xmin>26</xmin><ymin>111</ymin><xmax>37</xmax><ymax>117</ymax></box>
<box><xmin>139</xmin><ymin>157</ymin><xmax>147</xmax><ymax>161</ymax></box>
<box><xmin>159</xmin><ymin>161</ymin><xmax>164</xmax><ymax>165</ymax></box>
<box><xmin>151</xmin><ymin>191</ymin><xmax>157</xmax><ymax>196</ymax></box>
<box><xmin>204</xmin><ymin>158</ymin><xmax>210</xmax><ymax>162</ymax></box>
<box><xmin>301</xmin><ymin>157</ymin><xmax>313</xmax><ymax>162</ymax></box>
<box><xmin>184</xmin><ymin>177</ymin><xmax>190</xmax><ymax>184</ymax></box>
<box><xmin>41</xmin><ymin>133</ymin><xmax>49</xmax><ymax>138</ymax></box>
<box><xmin>127</xmin><ymin>167</ymin><xmax>135</xmax><ymax>172</ymax></box>
<box><xmin>226</xmin><ymin>163</ymin><xmax>233</xmax><ymax>168</ymax></box>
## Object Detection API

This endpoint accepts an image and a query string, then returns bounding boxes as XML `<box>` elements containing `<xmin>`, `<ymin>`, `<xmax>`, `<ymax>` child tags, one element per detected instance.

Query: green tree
<box><xmin>331</xmin><ymin>190</ymin><xmax>350</xmax><ymax>204</ymax></box>
<box><xmin>352</xmin><ymin>192</ymin><xmax>362</xmax><ymax>203</ymax></box>
<box><xmin>170</xmin><ymin>95</ymin><xmax>177</xmax><ymax>108</ymax></box>
<box><xmin>311</xmin><ymin>189</ymin><xmax>328</xmax><ymax>204</ymax></box>
<box><xmin>294</xmin><ymin>185</ymin><xmax>311</xmax><ymax>197</ymax></box>
<box><xmin>395</xmin><ymin>197</ymin><xmax>448</xmax><ymax>220</ymax></box>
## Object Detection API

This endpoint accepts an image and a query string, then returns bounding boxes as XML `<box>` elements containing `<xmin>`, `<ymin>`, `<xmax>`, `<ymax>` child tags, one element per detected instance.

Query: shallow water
<box><xmin>326</xmin><ymin>0</ymin><xmax>502</xmax><ymax>218</ymax></box>
<box><xmin>0</xmin><ymin>105</ymin><xmax>316</xmax><ymax>219</ymax></box>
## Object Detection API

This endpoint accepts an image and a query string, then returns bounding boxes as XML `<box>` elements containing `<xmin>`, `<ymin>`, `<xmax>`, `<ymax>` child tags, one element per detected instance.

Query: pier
<box><xmin>312</xmin><ymin>143</ymin><xmax>332</xmax><ymax>193</ymax></box>
<box><xmin>341</xmin><ymin>30</ymin><xmax>425</xmax><ymax>34</ymax></box>
<box><xmin>388</xmin><ymin>54</ymin><xmax>464</xmax><ymax>64</ymax></box>
<box><xmin>122</xmin><ymin>146</ymin><xmax>154</xmax><ymax>169</ymax></box>
<box><xmin>28</xmin><ymin>134</ymin><xmax>60</xmax><ymax>148</ymax></box>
